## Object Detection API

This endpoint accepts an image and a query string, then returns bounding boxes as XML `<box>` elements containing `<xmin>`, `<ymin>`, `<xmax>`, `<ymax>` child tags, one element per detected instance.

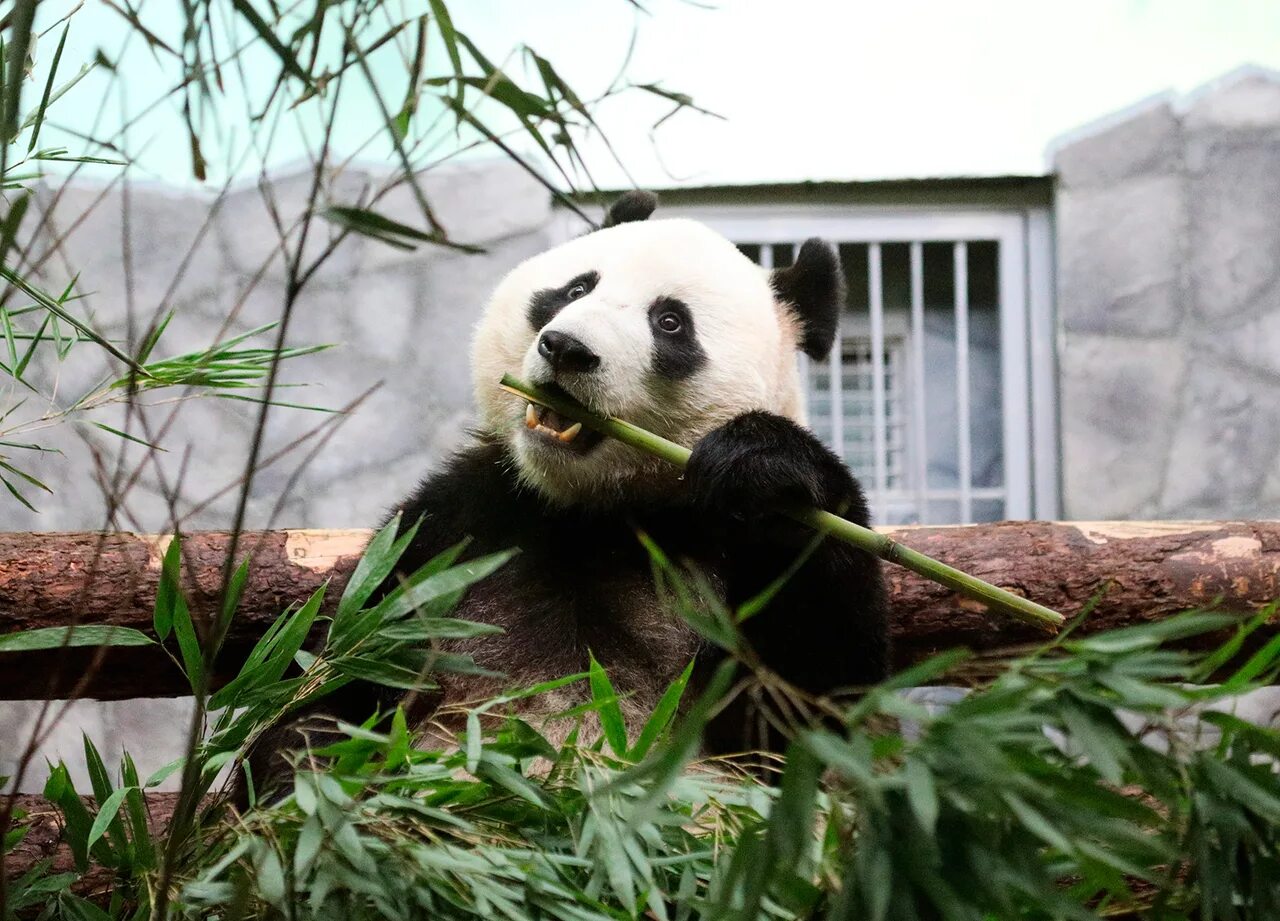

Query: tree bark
<box><xmin>2</xmin><ymin>793</ymin><xmax>180</xmax><ymax>903</ymax></box>
<box><xmin>0</xmin><ymin>521</ymin><xmax>1277</xmax><ymax>700</ymax></box>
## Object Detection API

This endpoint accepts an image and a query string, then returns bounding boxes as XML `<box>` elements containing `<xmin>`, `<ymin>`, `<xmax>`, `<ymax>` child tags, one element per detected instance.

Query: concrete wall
<box><xmin>5</xmin><ymin>158</ymin><xmax>560</xmax><ymax>533</ymax></box>
<box><xmin>1053</xmin><ymin>68</ymin><xmax>1280</xmax><ymax>520</ymax></box>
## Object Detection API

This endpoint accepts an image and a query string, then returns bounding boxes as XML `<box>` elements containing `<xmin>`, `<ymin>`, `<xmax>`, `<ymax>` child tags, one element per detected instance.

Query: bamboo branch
<box><xmin>499</xmin><ymin>374</ymin><xmax>1065</xmax><ymax>631</ymax></box>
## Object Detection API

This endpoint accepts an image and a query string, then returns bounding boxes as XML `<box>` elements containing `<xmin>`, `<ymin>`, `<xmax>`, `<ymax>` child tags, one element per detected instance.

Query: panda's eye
<box><xmin>657</xmin><ymin>312</ymin><xmax>682</xmax><ymax>333</ymax></box>
<box><xmin>566</xmin><ymin>283</ymin><xmax>587</xmax><ymax>300</ymax></box>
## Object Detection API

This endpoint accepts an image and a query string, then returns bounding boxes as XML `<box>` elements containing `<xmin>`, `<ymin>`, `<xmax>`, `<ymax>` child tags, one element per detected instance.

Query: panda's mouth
<box><xmin>522</xmin><ymin>399</ymin><xmax>604</xmax><ymax>454</ymax></box>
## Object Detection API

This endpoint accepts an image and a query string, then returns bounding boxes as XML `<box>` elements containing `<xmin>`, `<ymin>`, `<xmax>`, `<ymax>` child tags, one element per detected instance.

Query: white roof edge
<box><xmin>1171</xmin><ymin>62</ymin><xmax>1280</xmax><ymax>114</ymax></box>
<box><xmin>1043</xmin><ymin>89</ymin><xmax>1177</xmax><ymax>169</ymax></box>
<box><xmin>1043</xmin><ymin>63</ymin><xmax>1280</xmax><ymax>169</ymax></box>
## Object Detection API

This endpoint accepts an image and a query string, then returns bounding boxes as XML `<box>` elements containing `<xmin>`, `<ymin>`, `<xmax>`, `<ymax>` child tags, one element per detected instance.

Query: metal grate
<box><xmin>732</xmin><ymin>226</ymin><xmax>1046</xmax><ymax>527</ymax></box>
<box><xmin>808</xmin><ymin>336</ymin><xmax>908</xmax><ymax>493</ymax></box>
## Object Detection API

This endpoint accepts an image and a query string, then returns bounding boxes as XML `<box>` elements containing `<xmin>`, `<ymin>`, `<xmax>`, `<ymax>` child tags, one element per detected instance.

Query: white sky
<box><xmin>31</xmin><ymin>0</ymin><xmax>1280</xmax><ymax>188</ymax></box>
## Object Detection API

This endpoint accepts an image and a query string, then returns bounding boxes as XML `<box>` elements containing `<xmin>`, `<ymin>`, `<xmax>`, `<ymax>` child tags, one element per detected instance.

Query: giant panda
<box><xmin>246</xmin><ymin>192</ymin><xmax>888</xmax><ymax>793</ymax></box>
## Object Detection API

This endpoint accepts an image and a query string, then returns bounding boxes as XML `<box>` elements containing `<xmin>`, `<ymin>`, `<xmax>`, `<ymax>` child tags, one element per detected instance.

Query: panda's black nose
<box><xmin>538</xmin><ymin>330</ymin><xmax>601</xmax><ymax>374</ymax></box>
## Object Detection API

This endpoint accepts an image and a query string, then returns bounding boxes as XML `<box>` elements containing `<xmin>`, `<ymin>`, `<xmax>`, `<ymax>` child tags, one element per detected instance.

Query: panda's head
<box><xmin>471</xmin><ymin>192</ymin><xmax>843</xmax><ymax>505</ymax></box>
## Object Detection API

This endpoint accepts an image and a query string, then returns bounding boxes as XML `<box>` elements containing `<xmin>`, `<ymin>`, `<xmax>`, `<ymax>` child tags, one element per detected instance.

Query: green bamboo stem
<box><xmin>500</xmin><ymin>374</ymin><xmax>1064</xmax><ymax>631</ymax></box>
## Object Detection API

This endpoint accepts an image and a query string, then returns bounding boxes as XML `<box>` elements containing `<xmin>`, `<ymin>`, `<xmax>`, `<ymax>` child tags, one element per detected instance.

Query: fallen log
<box><xmin>2</xmin><ymin>793</ymin><xmax>181</xmax><ymax>902</ymax></box>
<box><xmin>0</xmin><ymin>522</ymin><xmax>1277</xmax><ymax>699</ymax></box>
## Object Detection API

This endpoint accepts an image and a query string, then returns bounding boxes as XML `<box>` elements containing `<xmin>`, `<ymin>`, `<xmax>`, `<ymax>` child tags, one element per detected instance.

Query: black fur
<box><xmin>528</xmin><ymin>271</ymin><xmax>599</xmax><ymax>330</ymax></box>
<box><xmin>242</xmin><ymin>414</ymin><xmax>888</xmax><ymax>805</ymax></box>
<box><xmin>684</xmin><ymin>411</ymin><xmax>887</xmax><ymax>718</ymax></box>
<box><xmin>601</xmin><ymin>190</ymin><xmax>658</xmax><ymax>228</ymax></box>
<box><xmin>770</xmin><ymin>238</ymin><xmax>844</xmax><ymax>359</ymax></box>
<box><xmin>686</xmin><ymin>411</ymin><xmax>864</xmax><ymax>520</ymax></box>
<box><xmin>647</xmin><ymin>296</ymin><xmax>706</xmax><ymax>380</ymax></box>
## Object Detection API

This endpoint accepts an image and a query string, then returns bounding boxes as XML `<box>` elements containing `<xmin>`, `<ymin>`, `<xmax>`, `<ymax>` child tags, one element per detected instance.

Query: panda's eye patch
<box><xmin>528</xmin><ymin>270</ymin><xmax>600</xmax><ymax>330</ymax></box>
<box><xmin>648</xmin><ymin>296</ymin><xmax>706</xmax><ymax>379</ymax></box>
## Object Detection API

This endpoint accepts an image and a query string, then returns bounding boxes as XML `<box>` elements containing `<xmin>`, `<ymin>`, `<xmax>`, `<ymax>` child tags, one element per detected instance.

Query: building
<box><xmin>7</xmin><ymin>67</ymin><xmax>1280</xmax><ymax>536</ymax></box>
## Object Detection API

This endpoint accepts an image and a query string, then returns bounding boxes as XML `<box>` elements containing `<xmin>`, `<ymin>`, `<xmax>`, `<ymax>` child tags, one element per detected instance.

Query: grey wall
<box><xmin>2</xmin><ymin>159</ymin><xmax>565</xmax><ymax>791</ymax></box>
<box><xmin>1054</xmin><ymin>68</ymin><xmax>1280</xmax><ymax>520</ymax></box>
<box><xmin>4</xmin><ymin>158</ymin><xmax>559</xmax><ymax>533</ymax></box>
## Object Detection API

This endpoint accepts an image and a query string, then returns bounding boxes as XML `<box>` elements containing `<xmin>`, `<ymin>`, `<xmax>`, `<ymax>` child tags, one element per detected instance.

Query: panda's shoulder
<box><xmin>385</xmin><ymin>439</ymin><xmax>527</xmax><ymax>544</ymax></box>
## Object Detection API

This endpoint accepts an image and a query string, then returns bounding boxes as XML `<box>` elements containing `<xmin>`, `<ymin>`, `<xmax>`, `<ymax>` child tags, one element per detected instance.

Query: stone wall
<box><xmin>4</xmin><ymin>158</ymin><xmax>560</xmax><ymax>533</ymax></box>
<box><xmin>1053</xmin><ymin>67</ymin><xmax>1280</xmax><ymax>520</ymax></box>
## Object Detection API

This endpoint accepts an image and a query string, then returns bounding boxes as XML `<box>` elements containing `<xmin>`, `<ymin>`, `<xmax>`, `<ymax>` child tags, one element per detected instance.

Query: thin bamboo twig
<box><xmin>499</xmin><ymin>374</ymin><xmax>1065</xmax><ymax>631</ymax></box>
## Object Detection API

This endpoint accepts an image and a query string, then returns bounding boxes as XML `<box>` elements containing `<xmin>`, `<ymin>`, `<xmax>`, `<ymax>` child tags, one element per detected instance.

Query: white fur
<box><xmin>471</xmin><ymin>218</ymin><xmax>803</xmax><ymax>505</ymax></box>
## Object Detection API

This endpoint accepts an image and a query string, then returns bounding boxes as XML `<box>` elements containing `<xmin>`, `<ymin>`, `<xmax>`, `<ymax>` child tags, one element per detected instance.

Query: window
<box><xmin>721</xmin><ymin>207</ymin><xmax>1056</xmax><ymax>526</ymax></box>
<box><xmin>808</xmin><ymin>334</ymin><xmax>908</xmax><ymax>495</ymax></box>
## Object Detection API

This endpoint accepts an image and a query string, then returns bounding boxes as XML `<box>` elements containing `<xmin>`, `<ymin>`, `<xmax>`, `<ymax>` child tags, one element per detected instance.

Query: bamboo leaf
<box><xmin>228</xmin><ymin>0</ymin><xmax>311</xmax><ymax>85</ymax></box>
<box><xmin>367</xmin><ymin>549</ymin><xmax>517</xmax><ymax>627</ymax></box>
<box><xmin>0</xmin><ymin>473</ymin><xmax>37</xmax><ymax>511</ymax></box>
<box><xmin>322</xmin><ymin>206</ymin><xmax>483</xmax><ymax>254</ymax></box>
<box><xmin>628</xmin><ymin>659</ymin><xmax>693</xmax><ymax>761</ymax></box>
<box><xmin>588</xmin><ymin>652</ymin><xmax>628</xmax><ymax>757</ymax></box>
<box><xmin>86</xmin><ymin>786</ymin><xmax>133</xmax><ymax>853</ymax></box>
<box><xmin>0</xmin><ymin>459</ymin><xmax>50</xmax><ymax>493</ymax></box>
<box><xmin>24</xmin><ymin>21</ymin><xmax>69</xmax><ymax>153</ymax></box>
<box><xmin>171</xmin><ymin>590</ymin><xmax>203</xmax><ymax>689</ymax></box>
<box><xmin>120</xmin><ymin>753</ymin><xmax>154</xmax><ymax>868</ymax></box>
<box><xmin>427</xmin><ymin>0</ymin><xmax>464</xmax><ymax>116</ymax></box>
<box><xmin>43</xmin><ymin>764</ymin><xmax>93</xmax><ymax>871</ymax></box>
<box><xmin>336</xmin><ymin>513</ymin><xmax>420</xmax><ymax>623</ymax></box>
<box><xmin>0</xmin><ymin>625</ymin><xmax>154</xmax><ymax>652</ymax></box>
<box><xmin>153</xmin><ymin>535</ymin><xmax>182</xmax><ymax>641</ymax></box>
<box><xmin>903</xmin><ymin>758</ymin><xmax>939</xmax><ymax>833</ymax></box>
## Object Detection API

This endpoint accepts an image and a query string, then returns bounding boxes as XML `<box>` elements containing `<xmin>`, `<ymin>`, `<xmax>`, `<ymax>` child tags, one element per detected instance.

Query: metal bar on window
<box><xmin>828</xmin><ymin>247</ymin><xmax>844</xmax><ymax>465</ymax></box>
<box><xmin>920</xmin><ymin>487</ymin><xmax>1006</xmax><ymax>500</ymax></box>
<box><xmin>909</xmin><ymin>241</ymin><xmax>927</xmax><ymax>524</ymax></box>
<box><xmin>998</xmin><ymin>226</ymin><xmax>1032</xmax><ymax>519</ymax></box>
<box><xmin>1026</xmin><ymin>210</ymin><xmax>1060</xmax><ymax>519</ymax></box>
<box><xmin>954</xmin><ymin>241</ymin><xmax>972</xmax><ymax>523</ymax></box>
<box><xmin>868</xmin><ymin>243</ymin><xmax>887</xmax><ymax>516</ymax></box>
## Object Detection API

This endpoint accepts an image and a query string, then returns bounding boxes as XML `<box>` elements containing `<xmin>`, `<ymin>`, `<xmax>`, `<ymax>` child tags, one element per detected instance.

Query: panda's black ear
<box><xmin>771</xmin><ymin>238</ymin><xmax>844</xmax><ymax>359</ymax></box>
<box><xmin>602</xmin><ymin>190</ymin><xmax>658</xmax><ymax>228</ymax></box>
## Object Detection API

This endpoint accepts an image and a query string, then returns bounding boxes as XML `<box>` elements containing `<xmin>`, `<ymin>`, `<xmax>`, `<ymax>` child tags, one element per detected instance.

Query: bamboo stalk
<box><xmin>499</xmin><ymin>374</ymin><xmax>1065</xmax><ymax>631</ymax></box>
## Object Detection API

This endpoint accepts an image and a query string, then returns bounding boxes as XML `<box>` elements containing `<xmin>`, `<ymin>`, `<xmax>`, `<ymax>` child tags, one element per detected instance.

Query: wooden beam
<box><xmin>0</xmin><ymin>522</ymin><xmax>1277</xmax><ymax>700</ymax></box>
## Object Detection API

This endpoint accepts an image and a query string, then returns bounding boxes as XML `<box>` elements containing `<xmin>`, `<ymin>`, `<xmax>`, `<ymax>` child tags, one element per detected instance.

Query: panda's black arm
<box><xmin>684</xmin><ymin>410</ymin><xmax>890</xmax><ymax>694</ymax></box>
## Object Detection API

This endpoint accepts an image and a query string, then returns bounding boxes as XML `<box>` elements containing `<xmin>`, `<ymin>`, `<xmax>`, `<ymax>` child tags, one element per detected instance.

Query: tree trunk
<box><xmin>0</xmin><ymin>521</ymin><xmax>1277</xmax><ymax>700</ymax></box>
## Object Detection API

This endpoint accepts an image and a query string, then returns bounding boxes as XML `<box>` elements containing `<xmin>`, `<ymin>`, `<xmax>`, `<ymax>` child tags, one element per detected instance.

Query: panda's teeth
<box><xmin>558</xmin><ymin>422</ymin><xmax>583</xmax><ymax>443</ymax></box>
<box><xmin>525</xmin><ymin>403</ymin><xmax>539</xmax><ymax>429</ymax></box>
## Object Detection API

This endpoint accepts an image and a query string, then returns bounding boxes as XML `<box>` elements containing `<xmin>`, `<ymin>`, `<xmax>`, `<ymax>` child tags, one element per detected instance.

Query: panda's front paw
<box><xmin>685</xmin><ymin>411</ymin><xmax>858</xmax><ymax>519</ymax></box>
